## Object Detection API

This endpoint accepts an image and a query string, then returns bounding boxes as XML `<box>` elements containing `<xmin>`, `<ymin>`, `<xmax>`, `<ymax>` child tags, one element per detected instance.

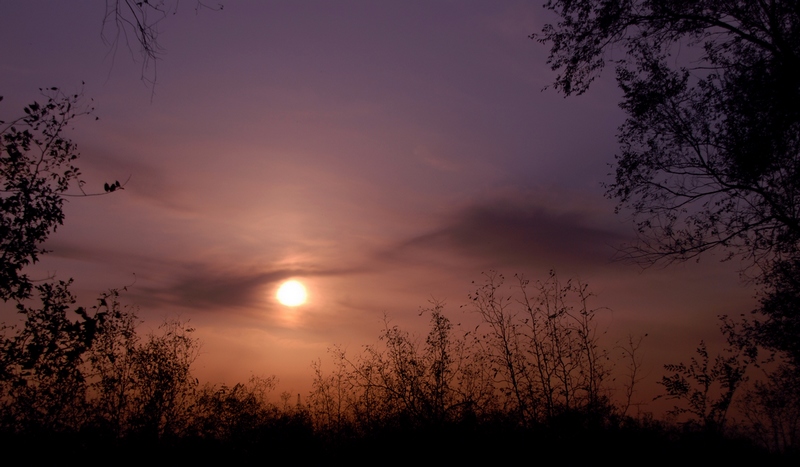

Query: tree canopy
<box><xmin>535</xmin><ymin>0</ymin><xmax>800</xmax><ymax>268</ymax></box>
<box><xmin>0</xmin><ymin>90</ymin><xmax>94</xmax><ymax>301</ymax></box>
<box><xmin>535</xmin><ymin>1</ymin><xmax>800</xmax><ymax>365</ymax></box>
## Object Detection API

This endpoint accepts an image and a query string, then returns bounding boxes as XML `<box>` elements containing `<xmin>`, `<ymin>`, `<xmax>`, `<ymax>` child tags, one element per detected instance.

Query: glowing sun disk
<box><xmin>277</xmin><ymin>280</ymin><xmax>307</xmax><ymax>306</ymax></box>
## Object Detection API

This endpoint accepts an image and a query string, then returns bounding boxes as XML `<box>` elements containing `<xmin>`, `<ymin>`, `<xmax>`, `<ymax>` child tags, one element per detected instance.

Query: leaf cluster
<box><xmin>0</xmin><ymin>283</ymin><xmax>202</xmax><ymax>437</ymax></box>
<box><xmin>658</xmin><ymin>339</ymin><xmax>748</xmax><ymax>432</ymax></box>
<box><xmin>536</xmin><ymin>1</ymin><xmax>800</xmax><ymax>269</ymax></box>
<box><xmin>0</xmin><ymin>89</ymin><xmax>94</xmax><ymax>301</ymax></box>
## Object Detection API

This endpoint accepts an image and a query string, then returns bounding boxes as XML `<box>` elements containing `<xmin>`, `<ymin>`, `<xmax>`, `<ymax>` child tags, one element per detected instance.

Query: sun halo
<box><xmin>276</xmin><ymin>280</ymin><xmax>307</xmax><ymax>307</ymax></box>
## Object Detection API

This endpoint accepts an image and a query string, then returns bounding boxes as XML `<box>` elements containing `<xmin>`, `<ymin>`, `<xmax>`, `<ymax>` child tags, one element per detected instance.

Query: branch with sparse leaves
<box><xmin>536</xmin><ymin>1</ymin><xmax>800</xmax><ymax>272</ymax></box>
<box><xmin>0</xmin><ymin>88</ymin><xmax>128</xmax><ymax>301</ymax></box>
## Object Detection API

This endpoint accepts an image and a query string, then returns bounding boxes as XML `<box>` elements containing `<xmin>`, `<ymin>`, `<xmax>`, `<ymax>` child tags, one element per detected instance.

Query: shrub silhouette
<box><xmin>308</xmin><ymin>272</ymin><xmax>617</xmax><ymax>435</ymax></box>
<box><xmin>467</xmin><ymin>270</ymin><xmax>612</xmax><ymax>425</ymax></box>
<box><xmin>308</xmin><ymin>301</ymin><xmax>494</xmax><ymax>434</ymax></box>
<box><xmin>0</xmin><ymin>271</ymin><xmax>788</xmax><ymax>463</ymax></box>
<box><xmin>0</xmin><ymin>280</ymin><xmax>94</xmax><ymax>432</ymax></box>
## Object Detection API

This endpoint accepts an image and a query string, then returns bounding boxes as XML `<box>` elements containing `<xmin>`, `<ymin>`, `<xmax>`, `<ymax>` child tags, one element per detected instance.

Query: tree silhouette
<box><xmin>1</xmin><ymin>0</ymin><xmax>224</xmax><ymax>301</ymax></box>
<box><xmin>0</xmin><ymin>2</ymin><xmax>230</xmax><ymax>451</ymax></box>
<box><xmin>536</xmin><ymin>1</ymin><xmax>800</xmax><ymax>269</ymax></box>
<box><xmin>0</xmin><ymin>90</ymin><xmax>95</xmax><ymax>301</ymax></box>
<box><xmin>320</xmin><ymin>303</ymin><xmax>493</xmax><ymax>431</ymax></box>
<box><xmin>0</xmin><ymin>280</ymin><xmax>95</xmax><ymax>432</ymax></box>
<box><xmin>535</xmin><ymin>0</ymin><xmax>800</xmax><ymax>402</ymax></box>
<box><xmin>657</xmin><ymin>336</ymin><xmax>751</xmax><ymax>433</ymax></box>
<box><xmin>0</xmin><ymin>285</ymin><xmax>203</xmax><ymax>441</ymax></box>
<box><xmin>741</xmin><ymin>364</ymin><xmax>800</xmax><ymax>452</ymax></box>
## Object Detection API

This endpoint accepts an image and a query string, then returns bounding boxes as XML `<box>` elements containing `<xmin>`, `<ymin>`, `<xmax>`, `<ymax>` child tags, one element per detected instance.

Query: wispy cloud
<box><xmin>138</xmin><ymin>265</ymin><xmax>362</xmax><ymax>311</ymax></box>
<box><xmin>87</xmin><ymin>155</ymin><xmax>197</xmax><ymax>214</ymax></box>
<box><xmin>391</xmin><ymin>199</ymin><xmax>629</xmax><ymax>270</ymax></box>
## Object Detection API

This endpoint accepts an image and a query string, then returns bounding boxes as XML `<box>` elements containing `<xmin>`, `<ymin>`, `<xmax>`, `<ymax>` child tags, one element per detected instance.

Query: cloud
<box><xmin>138</xmin><ymin>264</ymin><xmax>361</xmax><ymax>312</ymax></box>
<box><xmin>393</xmin><ymin>199</ymin><xmax>629</xmax><ymax>270</ymax></box>
<box><xmin>45</xmin><ymin>242</ymin><xmax>362</xmax><ymax>313</ymax></box>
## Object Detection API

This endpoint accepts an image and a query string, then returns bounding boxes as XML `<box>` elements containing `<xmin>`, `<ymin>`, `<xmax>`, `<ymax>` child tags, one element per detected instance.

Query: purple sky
<box><xmin>1</xmin><ymin>2</ymin><xmax>755</xmax><ymax>410</ymax></box>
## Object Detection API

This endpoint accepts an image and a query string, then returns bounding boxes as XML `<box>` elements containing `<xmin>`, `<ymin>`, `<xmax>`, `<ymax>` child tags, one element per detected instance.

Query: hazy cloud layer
<box><xmin>396</xmin><ymin>200</ymin><xmax>629</xmax><ymax>269</ymax></box>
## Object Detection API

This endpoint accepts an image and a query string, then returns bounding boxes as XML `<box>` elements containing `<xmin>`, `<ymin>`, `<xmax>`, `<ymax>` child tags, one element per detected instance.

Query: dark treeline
<box><xmin>0</xmin><ymin>273</ymin><xmax>795</xmax><ymax>464</ymax></box>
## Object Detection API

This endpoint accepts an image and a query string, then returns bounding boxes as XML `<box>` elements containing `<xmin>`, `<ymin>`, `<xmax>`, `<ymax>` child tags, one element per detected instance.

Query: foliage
<box><xmin>468</xmin><ymin>271</ymin><xmax>612</xmax><ymax>425</ymax></box>
<box><xmin>307</xmin><ymin>272</ymin><xmax>620</xmax><ymax>436</ymax></box>
<box><xmin>536</xmin><ymin>0</ymin><xmax>800</xmax><ymax>269</ymax></box>
<box><xmin>752</xmin><ymin>258</ymin><xmax>800</xmax><ymax>366</ymax></box>
<box><xmin>536</xmin><ymin>2</ymin><xmax>800</xmax><ymax>442</ymax></box>
<box><xmin>0</xmin><ymin>1</ymin><xmax>226</xmax><ymax>449</ymax></box>
<box><xmin>85</xmin><ymin>289</ymin><xmax>141</xmax><ymax>436</ymax></box>
<box><xmin>124</xmin><ymin>318</ymin><xmax>199</xmax><ymax>438</ymax></box>
<box><xmin>0</xmin><ymin>280</ymin><xmax>98</xmax><ymax>432</ymax></box>
<box><xmin>308</xmin><ymin>355</ymin><xmax>351</xmax><ymax>434</ymax></box>
<box><xmin>364</xmin><ymin>303</ymin><xmax>493</xmax><ymax>426</ymax></box>
<box><xmin>0</xmin><ymin>272</ymin><xmax>786</xmax><ymax>461</ymax></box>
<box><xmin>191</xmin><ymin>375</ymin><xmax>279</xmax><ymax>440</ymax></box>
<box><xmin>0</xmin><ymin>281</ymin><xmax>202</xmax><ymax>438</ymax></box>
<box><xmin>741</xmin><ymin>364</ymin><xmax>800</xmax><ymax>453</ymax></box>
<box><xmin>657</xmin><ymin>318</ymin><xmax>756</xmax><ymax>432</ymax></box>
<box><xmin>308</xmin><ymin>302</ymin><xmax>494</xmax><ymax>432</ymax></box>
<box><xmin>0</xmin><ymin>90</ymin><xmax>95</xmax><ymax>301</ymax></box>
<box><xmin>658</xmin><ymin>342</ymin><xmax>733</xmax><ymax>430</ymax></box>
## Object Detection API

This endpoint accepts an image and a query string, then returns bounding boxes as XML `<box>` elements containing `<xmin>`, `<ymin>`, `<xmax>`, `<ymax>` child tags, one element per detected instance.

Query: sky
<box><xmin>0</xmin><ymin>1</ymin><xmax>757</xmax><ymax>411</ymax></box>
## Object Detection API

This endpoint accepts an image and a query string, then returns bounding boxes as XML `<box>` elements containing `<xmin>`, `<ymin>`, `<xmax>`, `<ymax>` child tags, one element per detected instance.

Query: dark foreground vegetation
<box><xmin>0</xmin><ymin>272</ymin><xmax>796</xmax><ymax>465</ymax></box>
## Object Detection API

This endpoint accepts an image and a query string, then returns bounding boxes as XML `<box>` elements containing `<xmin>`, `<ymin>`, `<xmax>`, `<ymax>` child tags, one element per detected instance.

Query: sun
<box><xmin>276</xmin><ymin>280</ymin><xmax>307</xmax><ymax>307</ymax></box>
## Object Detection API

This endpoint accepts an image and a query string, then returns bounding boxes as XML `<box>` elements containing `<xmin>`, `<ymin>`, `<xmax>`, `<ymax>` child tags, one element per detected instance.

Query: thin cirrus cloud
<box><xmin>393</xmin><ymin>200</ymin><xmax>630</xmax><ymax>270</ymax></box>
